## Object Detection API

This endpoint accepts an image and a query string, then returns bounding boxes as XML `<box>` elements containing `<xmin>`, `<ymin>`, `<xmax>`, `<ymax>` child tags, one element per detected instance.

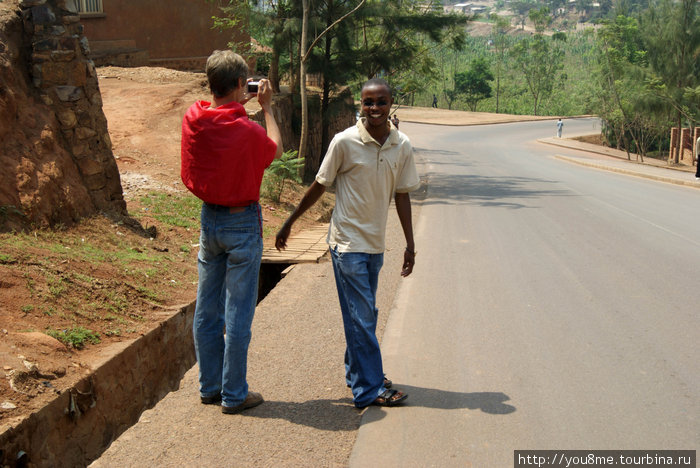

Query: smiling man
<box><xmin>276</xmin><ymin>78</ymin><xmax>420</xmax><ymax>408</ymax></box>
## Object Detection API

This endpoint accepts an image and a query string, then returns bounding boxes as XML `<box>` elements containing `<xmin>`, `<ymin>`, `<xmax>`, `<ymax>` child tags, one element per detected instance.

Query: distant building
<box><xmin>78</xmin><ymin>0</ymin><xmax>249</xmax><ymax>71</ymax></box>
<box><xmin>449</xmin><ymin>2</ymin><xmax>488</xmax><ymax>14</ymax></box>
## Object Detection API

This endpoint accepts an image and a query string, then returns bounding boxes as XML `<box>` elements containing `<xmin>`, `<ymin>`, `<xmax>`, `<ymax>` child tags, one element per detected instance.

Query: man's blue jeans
<box><xmin>193</xmin><ymin>202</ymin><xmax>262</xmax><ymax>408</ymax></box>
<box><xmin>330</xmin><ymin>247</ymin><xmax>386</xmax><ymax>408</ymax></box>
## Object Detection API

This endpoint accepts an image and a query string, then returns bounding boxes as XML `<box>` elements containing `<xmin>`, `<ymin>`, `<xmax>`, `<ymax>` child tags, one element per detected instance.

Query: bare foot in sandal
<box><xmin>372</xmin><ymin>389</ymin><xmax>408</xmax><ymax>407</ymax></box>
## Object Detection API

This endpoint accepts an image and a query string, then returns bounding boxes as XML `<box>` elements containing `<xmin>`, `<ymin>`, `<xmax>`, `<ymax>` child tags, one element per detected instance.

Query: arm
<box><xmin>256</xmin><ymin>79</ymin><xmax>284</xmax><ymax>159</ymax></box>
<box><xmin>394</xmin><ymin>192</ymin><xmax>415</xmax><ymax>277</ymax></box>
<box><xmin>275</xmin><ymin>181</ymin><xmax>327</xmax><ymax>250</ymax></box>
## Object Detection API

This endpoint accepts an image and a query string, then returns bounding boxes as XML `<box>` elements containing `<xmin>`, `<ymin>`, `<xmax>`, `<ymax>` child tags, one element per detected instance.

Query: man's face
<box><xmin>361</xmin><ymin>84</ymin><xmax>393</xmax><ymax>130</ymax></box>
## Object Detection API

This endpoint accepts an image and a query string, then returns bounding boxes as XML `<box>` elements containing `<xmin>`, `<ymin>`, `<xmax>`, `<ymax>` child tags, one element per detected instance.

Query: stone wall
<box><xmin>0</xmin><ymin>0</ymin><xmax>125</xmax><ymax>231</ymax></box>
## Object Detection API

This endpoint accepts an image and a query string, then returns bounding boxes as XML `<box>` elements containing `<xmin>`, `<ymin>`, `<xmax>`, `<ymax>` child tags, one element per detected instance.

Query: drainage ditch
<box><xmin>258</xmin><ymin>262</ymin><xmax>293</xmax><ymax>304</ymax></box>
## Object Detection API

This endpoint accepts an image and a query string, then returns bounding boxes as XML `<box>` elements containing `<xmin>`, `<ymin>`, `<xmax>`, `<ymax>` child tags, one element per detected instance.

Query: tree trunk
<box><xmin>496</xmin><ymin>74</ymin><xmax>500</xmax><ymax>113</ymax></box>
<box><xmin>299</xmin><ymin>0</ymin><xmax>309</xmax><ymax>161</ymax></box>
<box><xmin>320</xmin><ymin>7</ymin><xmax>334</xmax><ymax>158</ymax></box>
<box><xmin>673</xmin><ymin>113</ymin><xmax>682</xmax><ymax>164</ymax></box>
<box><xmin>269</xmin><ymin>47</ymin><xmax>280</xmax><ymax>93</ymax></box>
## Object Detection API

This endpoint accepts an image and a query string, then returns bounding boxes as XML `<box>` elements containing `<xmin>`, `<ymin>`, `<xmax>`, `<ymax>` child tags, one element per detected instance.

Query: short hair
<box><xmin>362</xmin><ymin>78</ymin><xmax>393</xmax><ymax>98</ymax></box>
<box><xmin>205</xmin><ymin>50</ymin><xmax>249</xmax><ymax>98</ymax></box>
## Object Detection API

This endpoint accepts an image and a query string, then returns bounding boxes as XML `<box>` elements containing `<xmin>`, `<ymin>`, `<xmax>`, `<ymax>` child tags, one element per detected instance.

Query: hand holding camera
<box><xmin>247</xmin><ymin>80</ymin><xmax>259</xmax><ymax>94</ymax></box>
<box><xmin>251</xmin><ymin>78</ymin><xmax>272</xmax><ymax>110</ymax></box>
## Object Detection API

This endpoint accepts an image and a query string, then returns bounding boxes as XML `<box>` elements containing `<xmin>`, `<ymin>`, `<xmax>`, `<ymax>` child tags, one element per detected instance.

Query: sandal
<box><xmin>372</xmin><ymin>389</ymin><xmax>408</xmax><ymax>407</ymax></box>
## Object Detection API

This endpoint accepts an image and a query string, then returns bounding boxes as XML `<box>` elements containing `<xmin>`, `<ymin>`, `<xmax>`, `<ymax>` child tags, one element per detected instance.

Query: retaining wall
<box><xmin>0</xmin><ymin>303</ymin><xmax>196</xmax><ymax>467</ymax></box>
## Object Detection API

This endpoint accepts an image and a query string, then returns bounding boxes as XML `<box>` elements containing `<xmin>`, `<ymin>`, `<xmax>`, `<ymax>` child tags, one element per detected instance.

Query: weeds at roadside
<box><xmin>134</xmin><ymin>192</ymin><xmax>201</xmax><ymax>230</ymax></box>
<box><xmin>45</xmin><ymin>326</ymin><xmax>101</xmax><ymax>349</ymax></box>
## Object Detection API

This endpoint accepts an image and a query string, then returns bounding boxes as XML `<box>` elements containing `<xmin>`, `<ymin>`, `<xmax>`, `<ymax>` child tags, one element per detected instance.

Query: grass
<box><xmin>134</xmin><ymin>192</ymin><xmax>201</xmax><ymax>229</ymax></box>
<box><xmin>0</xmin><ymin>253</ymin><xmax>15</xmax><ymax>264</ymax></box>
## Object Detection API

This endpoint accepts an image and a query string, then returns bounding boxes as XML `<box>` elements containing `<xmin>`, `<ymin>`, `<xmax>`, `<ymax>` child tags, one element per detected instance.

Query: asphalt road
<box><xmin>351</xmin><ymin>118</ymin><xmax>700</xmax><ymax>466</ymax></box>
<box><xmin>92</xmin><ymin>117</ymin><xmax>698</xmax><ymax>467</ymax></box>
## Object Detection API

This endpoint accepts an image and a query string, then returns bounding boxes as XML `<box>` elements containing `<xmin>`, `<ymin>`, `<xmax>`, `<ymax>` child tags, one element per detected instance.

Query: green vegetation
<box><xmin>45</xmin><ymin>326</ymin><xmax>101</xmax><ymax>349</ymax></box>
<box><xmin>261</xmin><ymin>150</ymin><xmax>305</xmax><ymax>202</ymax></box>
<box><xmin>135</xmin><ymin>192</ymin><xmax>201</xmax><ymax>230</ymax></box>
<box><xmin>215</xmin><ymin>0</ymin><xmax>697</xmax><ymax>159</ymax></box>
<box><xmin>0</xmin><ymin>253</ymin><xmax>15</xmax><ymax>264</ymax></box>
<box><xmin>450</xmin><ymin>58</ymin><xmax>494</xmax><ymax>111</ymax></box>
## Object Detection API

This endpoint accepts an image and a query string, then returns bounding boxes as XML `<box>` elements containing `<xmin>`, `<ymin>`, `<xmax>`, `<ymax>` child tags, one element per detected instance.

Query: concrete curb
<box><xmin>554</xmin><ymin>155</ymin><xmax>700</xmax><ymax>189</ymax></box>
<box><xmin>0</xmin><ymin>303</ymin><xmax>196</xmax><ymax>467</ymax></box>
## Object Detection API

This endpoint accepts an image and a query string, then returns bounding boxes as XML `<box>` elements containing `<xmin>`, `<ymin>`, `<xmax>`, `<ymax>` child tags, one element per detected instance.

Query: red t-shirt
<box><xmin>181</xmin><ymin>101</ymin><xmax>277</xmax><ymax>206</ymax></box>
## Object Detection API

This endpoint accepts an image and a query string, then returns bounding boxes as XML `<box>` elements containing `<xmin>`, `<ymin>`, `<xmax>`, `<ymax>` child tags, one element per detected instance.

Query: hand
<box><xmin>275</xmin><ymin>222</ymin><xmax>291</xmax><ymax>251</ymax></box>
<box><xmin>401</xmin><ymin>249</ymin><xmax>415</xmax><ymax>277</ymax></box>
<box><xmin>256</xmin><ymin>79</ymin><xmax>272</xmax><ymax>109</ymax></box>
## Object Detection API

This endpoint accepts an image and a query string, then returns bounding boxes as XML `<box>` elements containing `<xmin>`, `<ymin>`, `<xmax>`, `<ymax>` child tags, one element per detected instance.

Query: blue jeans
<box><xmin>330</xmin><ymin>247</ymin><xmax>386</xmax><ymax>408</ymax></box>
<box><xmin>193</xmin><ymin>202</ymin><xmax>262</xmax><ymax>407</ymax></box>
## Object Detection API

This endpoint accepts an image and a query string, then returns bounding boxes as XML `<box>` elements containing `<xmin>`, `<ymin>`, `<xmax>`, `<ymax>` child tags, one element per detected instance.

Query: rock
<box><xmin>17</xmin><ymin>332</ymin><xmax>70</xmax><ymax>353</ymax></box>
<box><xmin>54</xmin><ymin>84</ymin><xmax>83</xmax><ymax>101</ymax></box>
<box><xmin>1</xmin><ymin>401</ymin><xmax>17</xmax><ymax>410</ymax></box>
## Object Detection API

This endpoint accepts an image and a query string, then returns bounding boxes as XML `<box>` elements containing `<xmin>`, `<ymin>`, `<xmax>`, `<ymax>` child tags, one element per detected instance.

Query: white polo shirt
<box><xmin>316</xmin><ymin>119</ymin><xmax>420</xmax><ymax>254</ymax></box>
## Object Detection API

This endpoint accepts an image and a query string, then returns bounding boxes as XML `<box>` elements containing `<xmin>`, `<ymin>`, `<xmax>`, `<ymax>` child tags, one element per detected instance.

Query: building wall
<box><xmin>81</xmin><ymin>0</ymin><xmax>247</xmax><ymax>63</ymax></box>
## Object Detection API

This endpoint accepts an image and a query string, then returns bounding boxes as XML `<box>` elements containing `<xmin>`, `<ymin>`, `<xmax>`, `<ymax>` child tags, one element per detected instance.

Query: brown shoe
<box><xmin>221</xmin><ymin>391</ymin><xmax>264</xmax><ymax>414</ymax></box>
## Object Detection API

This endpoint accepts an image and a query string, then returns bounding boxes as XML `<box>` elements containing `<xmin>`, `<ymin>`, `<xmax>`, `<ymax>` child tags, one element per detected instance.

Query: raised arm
<box><xmin>256</xmin><ymin>79</ymin><xmax>283</xmax><ymax>159</ymax></box>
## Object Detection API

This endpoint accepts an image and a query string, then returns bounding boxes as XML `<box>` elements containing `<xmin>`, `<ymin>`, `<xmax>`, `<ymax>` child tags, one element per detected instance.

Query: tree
<box><xmin>528</xmin><ymin>6</ymin><xmax>552</xmax><ymax>33</ymax></box>
<box><xmin>642</xmin><ymin>0</ymin><xmax>700</xmax><ymax>163</ymax></box>
<box><xmin>510</xmin><ymin>29</ymin><xmax>565</xmax><ymax>115</ymax></box>
<box><xmin>510</xmin><ymin>0</ymin><xmax>537</xmax><ymax>29</ymax></box>
<box><xmin>594</xmin><ymin>15</ymin><xmax>650</xmax><ymax>160</ymax></box>
<box><xmin>298</xmin><ymin>0</ymin><xmax>366</xmax><ymax>161</ymax></box>
<box><xmin>212</xmin><ymin>1</ymin><xmax>301</xmax><ymax>93</ymax></box>
<box><xmin>490</xmin><ymin>14</ymin><xmax>512</xmax><ymax>113</ymax></box>
<box><xmin>454</xmin><ymin>58</ymin><xmax>494</xmax><ymax>111</ymax></box>
<box><xmin>352</xmin><ymin>1</ymin><xmax>468</xmax><ymax>80</ymax></box>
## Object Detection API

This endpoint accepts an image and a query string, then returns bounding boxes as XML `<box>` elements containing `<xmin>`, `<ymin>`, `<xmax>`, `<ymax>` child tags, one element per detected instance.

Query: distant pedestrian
<box><xmin>181</xmin><ymin>50</ymin><xmax>283</xmax><ymax>414</ymax></box>
<box><xmin>557</xmin><ymin>118</ymin><xmax>563</xmax><ymax>138</ymax></box>
<box><xmin>391</xmin><ymin>114</ymin><xmax>399</xmax><ymax>130</ymax></box>
<box><xmin>432</xmin><ymin>94</ymin><xmax>438</xmax><ymax>108</ymax></box>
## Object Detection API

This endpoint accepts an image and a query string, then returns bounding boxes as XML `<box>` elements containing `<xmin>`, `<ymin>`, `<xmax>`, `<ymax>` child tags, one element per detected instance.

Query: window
<box><xmin>78</xmin><ymin>0</ymin><xmax>103</xmax><ymax>14</ymax></box>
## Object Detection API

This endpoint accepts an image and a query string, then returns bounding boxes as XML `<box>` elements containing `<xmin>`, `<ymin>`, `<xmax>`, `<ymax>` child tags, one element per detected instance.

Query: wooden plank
<box><xmin>262</xmin><ymin>223</ymin><xmax>329</xmax><ymax>264</ymax></box>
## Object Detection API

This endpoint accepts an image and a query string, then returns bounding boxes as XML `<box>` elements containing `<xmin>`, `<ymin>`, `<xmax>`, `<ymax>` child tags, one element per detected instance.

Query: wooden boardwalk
<box><xmin>262</xmin><ymin>223</ymin><xmax>329</xmax><ymax>264</ymax></box>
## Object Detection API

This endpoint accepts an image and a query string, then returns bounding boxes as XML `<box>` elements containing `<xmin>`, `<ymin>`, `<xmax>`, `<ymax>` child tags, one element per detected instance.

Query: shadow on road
<box><xmin>420</xmin><ymin>173</ymin><xmax>572</xmax><ymax>209</ymax></box>
<box><xmin>370</xmin><ymin>385</ymin><xmax>516</xmax><ymax>414</ymax></box>
<box><xmin>245</xmin><ymin>387</ymin><xmax>514</xmax><ymax>430</ymax></box>
<box><xmin>247</xmin><ymin>397</ymin><xmax>362</xmax><ymax>431</ymax></box>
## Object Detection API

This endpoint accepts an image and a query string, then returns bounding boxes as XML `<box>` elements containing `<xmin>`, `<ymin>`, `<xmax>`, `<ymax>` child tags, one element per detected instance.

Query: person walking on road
<box><xmin>276</xmin><ymin>78</ymin><xmax>420</xmax><ymax>408</ymax></box>
<box><xmin>181</xmin><ymin>50</ymin><xmax>283</xmax><ymax>414</ymax></box>
<box><xmin>432</xmin><ymin>94</ymin><xmax>438</xmax><ymax>108</ymax></box>
<box><xmin>557</xmin><ymin>118</ymin><xmax>564</xmax><ymax>138</ymax></box>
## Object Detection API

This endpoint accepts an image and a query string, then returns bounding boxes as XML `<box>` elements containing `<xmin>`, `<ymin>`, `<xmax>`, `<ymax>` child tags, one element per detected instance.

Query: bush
<box><xmin>46</xmin><ymin>326</ymin><xmax>101</xmax><ymax>349</ymax></box>
<box><xmin>261</xmin><ymin>150</ymin><xmax>305</xmax><ymax>202</ymax></box>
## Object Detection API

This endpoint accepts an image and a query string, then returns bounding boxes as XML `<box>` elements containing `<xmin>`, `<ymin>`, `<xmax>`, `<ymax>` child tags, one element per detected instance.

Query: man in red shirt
<box><xmin>181</xmin><ymin>50</ymin><xmax>282</xmax><ymax>414</ymax></box>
